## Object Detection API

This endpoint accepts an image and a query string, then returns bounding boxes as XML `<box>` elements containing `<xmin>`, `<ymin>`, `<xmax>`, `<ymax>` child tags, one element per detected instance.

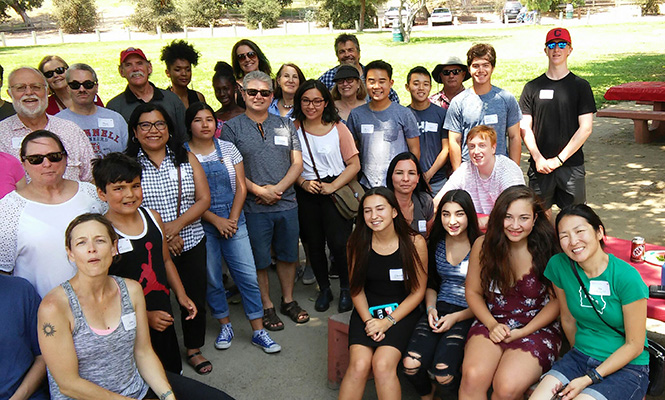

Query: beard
<box><xmin>11</xmin><ymin>94</ymin><xmax>48</xmax><ymax>118</ymax></box>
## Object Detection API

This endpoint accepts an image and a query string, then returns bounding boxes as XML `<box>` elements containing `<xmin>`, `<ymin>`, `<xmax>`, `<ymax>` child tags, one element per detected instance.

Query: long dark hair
<box><xmin>293</xmin><ymin>79</ymin><xmax>340</xmax><ymax>126</ymax></box>
<box><xmin>347</xmin><ymin>187</ymin><xmax>424</xmax><ymax>296</ymax></box>
<box><xmin>555</xmin><ymin>204</ymin><xmax>606</xmax><ymax>248</ymax></box>
<box><xmin>185</xmin><ymin>102</ymin><xmax>218</xmax><ymax>140</ymax></box>
<box><xmin>125</xmin><ymin>103</ymin><xmax>188</xmax><ymax>166</ymax></box>
<box><xmin>231</xmin><ymin>39</ymin><xmax>271</xmax><ymax>80</ymax></box>
<box><xmin>385</xmin><ymin>152</ymin><xmax>432</xmax><ymax>196</ymax></box>
<box><xmin>480</xmin><ymin>185</ymin><xmax>558</xmax><ymax>298</ymax></box>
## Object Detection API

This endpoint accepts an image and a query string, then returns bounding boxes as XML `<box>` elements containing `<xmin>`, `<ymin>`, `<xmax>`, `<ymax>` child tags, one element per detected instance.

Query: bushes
<box><xmin>53</xmin><ymin>0</ymin><xmax>98</xmax><ymax>33</ymax></box>
<box><xmin>179</xmin><ymin>0</ymin><xmax>244</xmax><ymax>27</ymax></box>
<box><xmin>129</xmin><ymin>0</ymin><xmax>181</xmax><ymax>32</ymax></box>
<box><xmin>242</xmin><ymin>0</ymin><xmax>281</xmax><ymax>29</ymax></box>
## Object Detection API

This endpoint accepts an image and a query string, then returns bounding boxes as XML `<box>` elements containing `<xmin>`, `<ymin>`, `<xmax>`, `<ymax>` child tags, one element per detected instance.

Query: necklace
<box><xmin>281</xmin><ymin>99</ymin><xmax>294</xmax><ymax>109</ymax></box>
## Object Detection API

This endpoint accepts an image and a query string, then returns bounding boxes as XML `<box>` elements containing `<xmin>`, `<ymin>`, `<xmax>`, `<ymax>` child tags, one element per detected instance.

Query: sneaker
<box><xmin>302</xmin><ymin>265</ymin><xmax>316</xmax><ymax>285</ymax></box>
<box><xmin>295</xmin><ymin>265</ymin><xmax>305</xmax><ymax>283</ymax></box>
<box><xmin>252</xmin><ymin>329</ymin><xmax>282</xmax><ymax>354</ymax></box>
<box><xmin>214</xmin><ymin>324</ymin><xmax>234</xmax><ymax>350</ymax></box>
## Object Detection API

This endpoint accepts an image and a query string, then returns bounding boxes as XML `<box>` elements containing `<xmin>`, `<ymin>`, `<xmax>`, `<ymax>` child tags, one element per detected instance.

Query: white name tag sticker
<box><xmin>98</xmin><ymin>118</ymin><xmax>115</xmax><ymax>128</ymax></box>
<box><xmin>418</xmin><ymin>219</ymin><xmax>427</xmax><ymax>233</ymax></box>
<box><xmin>539</xmin><ymin>89</ymin><xmax>554</xmax><ymax>100</ymax></box>
<box><xmin>117</xmin><ymin>238</ymin><xmax>133</xmax><ymax>254</ymax></box>
<box><xmin>424</xmin><ymin>122</ymin><xmax>438</xmax><ymax>132</ymax></box>
<box><xmin>483</xmin><ymin>114</ymin><xmax>498</xmax><ymax>124</ymax></box>
<box><xmin>589</xmin><ymin>280</ymin><xmax>611</xmax><ymax>296</ymax></box>
<box><xmin>361</xmin><ymin>124</ymin><xmax>374</xmax><ymax>134</ymax></box>
<box><xmin>12</xmin><ymin>137</ymin><xmax>22</xmax><ymax>149</ymax></box>
<box><xmin>121</xmin><ymin>312</ymin><xmax>137</xmax><ymax>331</ymax></box>
<box><xmin>274</xmin><ymin>135</ymin><xmax>288</xmax><ymax>146</ymax></box>
<box><xmin>389</xmin><ymin>268</ymin><xmax>404</xmax><ymax>281</ymax></box>
<box><xmin>168</xmin><ymin>169</ymin><xmax>178</xmax><ymax>181</ymax></box>
<box><xmin>459</xmin><ymin>260</ymin><xmax>469</xmax><ymax>275</ymax></box>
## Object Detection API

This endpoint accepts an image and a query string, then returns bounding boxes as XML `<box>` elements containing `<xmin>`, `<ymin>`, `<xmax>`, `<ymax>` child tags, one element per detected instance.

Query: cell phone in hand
<box><xmin>549</xmin><ymin>384</ymin><xmax>568</xmax><ymax>400</ymax></box>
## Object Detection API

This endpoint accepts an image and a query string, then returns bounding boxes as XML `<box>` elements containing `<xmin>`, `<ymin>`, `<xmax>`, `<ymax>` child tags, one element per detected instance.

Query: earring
<box><xmin>131</xmin><ymin>136</ymin><xmax>138</xmax><ymax>143</ymax></box>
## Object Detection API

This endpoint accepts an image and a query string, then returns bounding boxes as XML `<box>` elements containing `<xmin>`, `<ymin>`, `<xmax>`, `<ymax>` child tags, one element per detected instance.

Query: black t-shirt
<box><xmin>0</xmin><ymin>101</ymin><xmax>16</xmax><ymax>121</ymax></box>
<box><xmin>519</xmin><ymin>72</ymin><xmax>596</xmax><ymax>166</ymax></box>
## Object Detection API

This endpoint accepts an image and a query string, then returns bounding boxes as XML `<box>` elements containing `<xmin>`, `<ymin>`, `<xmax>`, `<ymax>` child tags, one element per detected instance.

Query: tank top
<box><xmin>47</xmin><ymin>276</ymin><xmax>149</xmax><ymax>399</ymax></box>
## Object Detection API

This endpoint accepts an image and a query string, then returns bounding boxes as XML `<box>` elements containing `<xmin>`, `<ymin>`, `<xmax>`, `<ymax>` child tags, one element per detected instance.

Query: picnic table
<box><xmin>598</xmin><ymin>81</ymin><xmax>665</xmax><ymax>143</ymax></box>
<box><xmin>604</xmin><ymin>236</ymin><xmax>665</xmax><ymax>321</ymax></box>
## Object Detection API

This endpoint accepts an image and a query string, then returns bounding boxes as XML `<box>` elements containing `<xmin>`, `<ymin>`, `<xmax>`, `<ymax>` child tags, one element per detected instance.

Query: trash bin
<box><xmin>565</xmin><ymin>3</ymin><xmax>574</xmax><ymax>18</ymax></box>
<box><xmin>392</xmin><ymin>25</ymin><xmax>403</xmax><ymax>42</ymax></box>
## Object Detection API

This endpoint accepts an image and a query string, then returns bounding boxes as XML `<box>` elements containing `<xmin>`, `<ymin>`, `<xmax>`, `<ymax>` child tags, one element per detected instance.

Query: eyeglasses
<box><xmin>546</xmin><ymin>42</ymin><xmax>568</xmax><ymax>49</ymax></box>
<box><xmin>244</xmin><ymin>88</ymin><xmax>272</xmax><ymax>97</ymax></box>
<box><xmin>442</xmin><ymin>69</ymin><xmax>463</xmax><ymax>76</ymax></box>
<box><xmin>301</xmin><ymin>98</ymin><xmax>325</xmax><ymax>107</ymax></box>
<box><xmin>68</xmin><ymin>80</ymin><xmax>97</xmax><ymax>90</ymax></box>
<box><xmin>43</xmin><ymin>67</ymin><xmax>67</xmax><ymax>79</ymax></box>
<box><xmin>137</xmin><ymin>121</ymin><xmax>168</xmax><ymax>132</ymax></box>
<box><xmin>10</xmin><ymin>84</ymin><xmax>47</xmax><ymax>94</ymax></box>
<box><xmin>336</xmin><ymin>77</ymin><xmax>357</xmax><ymax>85</ymax></box>
<box><xmin>22</xmin><ymin>151</ymin><xmax>67</xmax><ymax>165</ymax></box>
<box><xmin>237</xmin><ymin>51</ymin><xmax>257</xmax><ymax>61</ymax></box>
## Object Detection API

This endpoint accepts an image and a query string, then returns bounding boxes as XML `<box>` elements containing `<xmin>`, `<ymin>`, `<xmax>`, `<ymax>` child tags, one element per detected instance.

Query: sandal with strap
<box><xmin>280</xmin><ymin>298</ymin><xmax>310</xmax><ymax>324</ymax></box>
<box><xmin>186</xmin><ymin>351</ymin><xmax>212</xmax><ymax>375</ymax></box>
<box><xmin>262</xmin><ymin>307</ymin><xmax>284</xmax><ymax>331</ymax></box>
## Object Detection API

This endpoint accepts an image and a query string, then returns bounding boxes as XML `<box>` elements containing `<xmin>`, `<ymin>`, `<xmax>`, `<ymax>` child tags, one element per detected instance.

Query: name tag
<box><xmin>417</xmin><ymin>219</ymin><xmax>427</xmax><ymax>233</ymax></box>
<box><xmin>459</xmin><ymin>260</ymin><xmax>469</xmax><ymax>275</ymax></box>
<box><xmin>274</xmin><ymin>136</ymin><xmax>288</xmax><ymax>146</ymax></box>
<box><xmin>424</xmin><ymin>122</ymin><xmax>438</xmax><ymax>133</ymax></box>
<box><xmin>12</xmin><ymin>137</ymin><xmax>22</xmax><ymax>149</ymax></box>
<box><xmin>483</xmin><ymin>114</ymin><xmax>498</xmax><ymax>124</ymax></box>
<box><xmin>361</xmin><ymin>124</ymin><xmax>374</xmax><ymax>134</ymax></box>
<box><xmin>168</xmin><ymin>169</ymin><xmax>178</xmax><ymax>181</ymax></box>
<box><xmin>389</xmin><ymin>268</ymin><xmax>404</xmax><ymax>281</ymax></box>
<box><xmin>98</xmin><ymin>118</ymin><xmax>115</xmax><ymax>128</ymax></box>
<box><xmin>117</xmin><ymin>238</ymin><xmax>133</xmax><ymax>254</ymax></box>
<box><xmin>121</xmin><ymin>312</ymin><xmax>137</xmax><ymax>331</ymax></box>
<box><xmin>539</xmin><ymin>89</ymin><xmax>554</xmax><ymax>100</ymax></box>
<box><xmin>589</xmin><ymin>280</ymin><xmax>611</xmax><ymax>296</ymax></box>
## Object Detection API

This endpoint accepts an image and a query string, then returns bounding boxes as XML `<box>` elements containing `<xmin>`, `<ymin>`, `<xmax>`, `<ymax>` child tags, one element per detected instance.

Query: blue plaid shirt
<box><xmin>318</xmin><ymin>64</ymin><xmax>400</xmax><ymax>103</ymax></box>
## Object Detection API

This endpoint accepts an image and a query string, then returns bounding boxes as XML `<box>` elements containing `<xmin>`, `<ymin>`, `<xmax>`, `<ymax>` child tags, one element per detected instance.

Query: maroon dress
<box><xmin>467</xmin><ymin>268</ymin><xmax>562</xmax><ymax>370</ymax></box>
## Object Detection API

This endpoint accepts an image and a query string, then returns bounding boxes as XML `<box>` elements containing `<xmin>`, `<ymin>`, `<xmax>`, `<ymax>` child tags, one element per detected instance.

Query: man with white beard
<box><xmin>0</xmin><ymin>67</ymin><xmax>94</xmax><ymax>181</ymax></box>
<box><xmin>107</xmin><ymin>47</ymin><xmax>187</xmax><ymax>141</ymax></box>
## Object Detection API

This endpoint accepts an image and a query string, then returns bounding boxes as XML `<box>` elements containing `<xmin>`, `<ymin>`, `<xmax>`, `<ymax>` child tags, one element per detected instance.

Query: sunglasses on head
<box><xmin>68</xmin><ymin>80</ymin><xmax>97</xmax><ymax>90</ymax></box>
<box><xmin>442</xmin><ymin>69</ymin><xmax>463</xmax><ymax>76</ymax></box>
<box><xmin>237</xmin><ymin>51</ymin><xmax>257</xmax><ymax>61</ymax></box>
<box><xmin>22</xmin><ymin>151</ymin><xmax>67</xmax><ymax>165</ymax></box>
<box><xmin>43</xmin><ymin>67</ymin><xmax>67</xmax><ymax>79</ymax></box>
<box><xmin>244</xmin><ymin>88</ymin><xmax>272</xmax><ymax>97</ymax></box>
<box><xmin>546</xmin><ymin>42</ymin><xmax>568</xmax><ymax>49</ymax></box>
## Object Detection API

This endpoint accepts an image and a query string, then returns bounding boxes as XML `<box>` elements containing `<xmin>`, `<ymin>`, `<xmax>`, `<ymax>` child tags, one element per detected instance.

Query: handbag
<box><xmin>300</xmin><ymin>126</ymin><xmax>364</xmax><ymax>220</ymax></box>
<box><xmin>570</xmin><ymin>258</ymin><xmax>665</xmax><ymax>396</ymax></box>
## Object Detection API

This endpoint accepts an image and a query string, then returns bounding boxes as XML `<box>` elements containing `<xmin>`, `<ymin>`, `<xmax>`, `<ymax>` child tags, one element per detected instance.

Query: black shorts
<box><xmin>528</xmin><ymin>164</ymin><xmax>586</xmax><ymax>210</ymax></box>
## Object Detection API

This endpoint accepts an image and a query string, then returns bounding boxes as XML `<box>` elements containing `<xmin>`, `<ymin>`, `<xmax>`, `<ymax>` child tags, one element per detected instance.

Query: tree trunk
<box><xmin>359</xmin><ymin>0</ymin><xmax>365</xmax><ymax>31</ymax></box>
<box><xmin>10</xmin><ymin>3</ymin><xmax>33</xmax><ymax>26</ymax></box>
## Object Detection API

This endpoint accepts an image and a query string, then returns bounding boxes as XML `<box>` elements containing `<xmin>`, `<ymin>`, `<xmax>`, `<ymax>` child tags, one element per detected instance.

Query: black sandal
<box><xmin>280</xmin><ymin>298</ymin><xmax>310</xmax><ymax>324</ymax></box>
<box><xmin>186</xmin><ymin>351</ymin><xmax>212</xmax><ymax>375</ymax></box>
<box><xmin>263</xmin><ymin>307</ymin><xmax>284</xmax><ymax>331</ymax></box>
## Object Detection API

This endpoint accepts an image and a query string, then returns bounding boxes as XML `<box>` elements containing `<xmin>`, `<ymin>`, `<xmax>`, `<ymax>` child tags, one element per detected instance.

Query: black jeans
<box><xmin>295</xmin><ymin>184</ymin><xmax>352</xmax><ymax>291</ymax></box>
<box><xmin>172</xmin><ymin>238</ymin><xmax>207</xmax><ymax>350</ymax></box>
<box><xmin>144</xmin><ymin>370</ymin><xmax>235</xmax><ymax>399</ymax></box>
<box><xmin>403</xmin><ymin>301</ymin><xmax>473</xmax><ymax>396</ymax></box>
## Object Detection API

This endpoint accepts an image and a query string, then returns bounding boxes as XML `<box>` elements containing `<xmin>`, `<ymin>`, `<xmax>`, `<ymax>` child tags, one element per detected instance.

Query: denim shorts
<box><xmin>245</xmin><ymin>207</ymin><xmax>300</xmax><ymax>269</ymax></box>
<box><xmin>543</xmin><ymin>347</ymin><xmax>649</xmax><ymax>400</ymax></box>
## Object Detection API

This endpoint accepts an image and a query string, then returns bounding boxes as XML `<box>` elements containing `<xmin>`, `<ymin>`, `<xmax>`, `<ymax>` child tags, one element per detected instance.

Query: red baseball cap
<box><xmin>120</xmin><ymin>47</ymin><xmax>148</xmax><ymax>63</ymax></box>
<box><xmin>545</xmin><ymin>28</ymin><xmax>571</xmax><ymax>44</ymax></box>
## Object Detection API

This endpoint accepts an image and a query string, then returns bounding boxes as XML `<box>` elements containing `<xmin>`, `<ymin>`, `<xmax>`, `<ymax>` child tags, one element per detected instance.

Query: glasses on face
<box><xmin>22</xmin><ymin>151</ymin><xmax>67</xmax><ymax>165</ymax></box>
<box><xmin>137</xmin><ymin>121</ymin><xmax>168</xmax><ymax>132</ymax></box>
<box><xmin>43</xmin><ymin>66</ymin><xmax>67</xmax><ymax>79</ymax></box>
<box><xmin>237</xmin><ymin>51</ymin><xmax>257</xmax><ymax>61</ymax></box>
<box><xmin>301</xmin><ymin>98</ymin><xmax>325</xmax><ymax>107</ymax></box>
<box><xmin>336</xmin><ymin>77</ymin><xmax>357</xmax><ymax>85</ymax></box>
<box><xmin>10</xmin><ymin>83</ymin><xmax>47</xmax><ymax>94</ymax></box>
<box><xmin>68</xmin><ymin>80</ymin><xmax>97</xmax><ymax>90</ymax></box>
<box><xmin>546</xmin><ymin>42</ymin><xmax>568</xmax><ymax>49</ymax></box>
<box><xmin>244</xmin><ymin>88</ymin><xmax>272</xmax><ymax>97</ymax></box>
<box><xmin>442</xmin><ymin>69</ymin><xmax>463</xmax><ymax>76</ymax></box>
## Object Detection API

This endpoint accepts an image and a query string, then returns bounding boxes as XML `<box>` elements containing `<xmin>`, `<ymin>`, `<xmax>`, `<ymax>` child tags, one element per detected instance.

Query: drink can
<box><xmin>631</xmin><ymin>236</ymin><xmax>645</xmax><ymax>263</ymax></box>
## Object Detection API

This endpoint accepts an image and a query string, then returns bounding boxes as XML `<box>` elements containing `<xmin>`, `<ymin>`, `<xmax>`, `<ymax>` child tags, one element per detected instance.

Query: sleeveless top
<box><xmin>47</xmin><ymin>276</ymin><xmax>149</xmax><ymax>399</ymax></box>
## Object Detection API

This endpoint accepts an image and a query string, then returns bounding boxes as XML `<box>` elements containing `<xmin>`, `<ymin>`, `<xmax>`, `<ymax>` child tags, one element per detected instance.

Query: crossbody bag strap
<box><xmin>300</xmin><ymin>126</ymin><xmax>322</xmax><ymax>182</ymax></box>
<box><xmin>176</xmin><ymin>164</ymin><xmax>182</xmax><ymax>217</ymax></box>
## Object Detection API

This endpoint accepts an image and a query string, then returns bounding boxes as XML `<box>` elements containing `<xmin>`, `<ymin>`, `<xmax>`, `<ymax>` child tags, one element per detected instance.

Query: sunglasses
<box><xmin>336</xmin><ymin>77</ymin><xmax>358</xmax><ymax>85</ymax></box>
<box><xmin>442</xmin><ymin>69</ymin><xmax>463</xmax><ymax>76</ymax></box>
<box><xmin>43</xmin><ymin>66</ymin><xmax>67</xmax><ymax>79</ymax></box>
<box><xmin>68</xmin><ymin>80</ymin><xmax>97</xmax><ymax>90</ymax></box>
<box><xmin>237</xmin><ymin>51</ymin><xmax>257</xmax><ymax>61</ymax></box>
<box><xmin>22</xmin><ymin>151</ymin><xmax>67</xmax><ymax>165</ymax></box>
<box><xmin>244</xmin><ymin>88</ymin><xmax>272</xmax><ymax>97</ymax></box>
<box><xmin>137</xmin><ymin>121</ymin><xmax>168</xmax><ymax>132</ymax></box>
<box><xmin>546</xmin><ymin>42</ymin><xmax>568</xmax><ymax>49</ymax></box>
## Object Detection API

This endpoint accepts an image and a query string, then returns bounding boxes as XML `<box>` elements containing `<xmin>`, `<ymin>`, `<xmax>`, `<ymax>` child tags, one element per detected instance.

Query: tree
<box><xmin>316</xmin><ymin>0</ymin><xmax>378</xmax><ymax>30</ymax></box>
<box><xmin>129</xmin><ymin>0</ymin><xmax>181</xmax><ymax>32</ymax></box>
<box><xmin>54</xmin><ymin>0</ymin><xmax>98</xmax><ymax>33</ymax></box>
<box><xmin>242</xmin><ymin>0</ymin><xmax>281</xmax><ymax>29</ymax></box>
<box><xmin>0</xmin><ymin>0</ymin><xmax>43</xmax><ymax>26</ymax></box>
<box><xmin>397</xmin><ymin>0</ymin><xmax>426</xmax><ymax>43</ymax></box>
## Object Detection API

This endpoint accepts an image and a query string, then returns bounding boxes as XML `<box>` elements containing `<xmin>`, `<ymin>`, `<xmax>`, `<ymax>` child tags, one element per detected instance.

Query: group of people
<box><xmin>0</xmin><ymin>25</ymin><xmax>650</xmax><ymax>400</ymax></box>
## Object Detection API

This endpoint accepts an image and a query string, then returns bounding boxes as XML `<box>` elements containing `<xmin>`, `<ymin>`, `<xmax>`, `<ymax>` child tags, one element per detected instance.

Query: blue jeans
<box><xmin>203</xmin><ymin>221</ymin><xmax>263</xmax><ymax>321</ymax></box>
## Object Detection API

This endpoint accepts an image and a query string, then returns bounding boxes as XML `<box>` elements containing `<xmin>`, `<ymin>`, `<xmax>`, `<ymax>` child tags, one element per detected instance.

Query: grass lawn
<box><xmin>1</xmin><ymin>21</ymin><xmax>663</xmax><ymax>109</ymax></box>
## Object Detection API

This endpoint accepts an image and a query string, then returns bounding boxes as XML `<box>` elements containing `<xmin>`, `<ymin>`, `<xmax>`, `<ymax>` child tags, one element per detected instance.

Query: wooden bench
<box><xmin>596</xmin><ymin>109</ymin><xmax>665</xmax><ymax>143</ymax></box>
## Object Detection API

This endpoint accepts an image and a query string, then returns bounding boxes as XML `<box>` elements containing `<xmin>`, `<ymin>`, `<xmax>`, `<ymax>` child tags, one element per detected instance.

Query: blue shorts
<box><xmin>543</xmin><ymin>348</ymin><xmax>649</xmax><ymax>400</ymax></box>
<box><xmin>245</xmin><ymin>208</ymin><xmax>300</xmax><ymax>269</ymax></box>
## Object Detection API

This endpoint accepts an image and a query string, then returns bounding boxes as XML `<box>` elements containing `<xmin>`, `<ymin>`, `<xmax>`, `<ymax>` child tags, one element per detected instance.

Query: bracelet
<box><xmin>363</xmin><ymin>318</ymin><xmax>372</xmax><ymax>324</ymax></box>
<box><xmin>426</xmin><ymin>305</ymin><xmax>435</xmax><ymax>313</ymax></box>
<box><xmin>159</xmin><ymin>390</ymin><xmax>174</xmax><ymax>400</ymax></box>
<box><xmin>585</xmin><ymin>368</ymin><xmax>603</xmax><ymax>384</ymax></box>
<box><xmin>386</xmin><ymin>315</ymin><xmax>397</xmax><ymax>325</ymax></box>
<box><xmin>556</xmin><ymin>155</ymin><xmax>564</xmax><ymax>165</ymax></box>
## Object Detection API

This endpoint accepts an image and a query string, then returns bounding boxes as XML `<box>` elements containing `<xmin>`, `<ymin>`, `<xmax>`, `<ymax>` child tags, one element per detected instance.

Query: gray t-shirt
<box><xmin>408</xmin><ymin>103</ymin><xmax>449</xmax><ymax>184</ymax></box>
<box><xmin>347</xmin><ymin>102</ymin><xmax>420</xmax><ymax>188</ymax></box>
<box><xmin>221</xmin><ymin>113</ymin><xmax>301</xmax><ymax>213</ymax></box>
<box><xmin>56</xmin><ymin>107</ymin><xmax>129</xmax><ymax>157</ymax></box>
<box><xmin>444</xmin><ymin>86</ymin><xmax>521</xmax><ymax>162</ymax></box>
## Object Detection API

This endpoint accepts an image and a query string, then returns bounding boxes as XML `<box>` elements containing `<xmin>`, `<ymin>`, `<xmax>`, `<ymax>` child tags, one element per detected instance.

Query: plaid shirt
<box><xmin>137</xmin><ymin>148</ymin><xmax>204</xmax><ymax>251</ymax></box>
<box><xmin>318</xmin><ymin>64</ymin><xmax>400</xmax><ymax>103</ymax></box>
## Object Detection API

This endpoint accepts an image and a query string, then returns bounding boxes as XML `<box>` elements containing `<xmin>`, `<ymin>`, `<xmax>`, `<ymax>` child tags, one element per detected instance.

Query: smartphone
<box><xmin>549</xmin><ymin>384</ymin><xmax>568</xmax><ymax>400</ymax></box>
<box><xmin>368</xmin><ymin>303</ymin><xmax>399</xmax><ymax>319</ymax></box>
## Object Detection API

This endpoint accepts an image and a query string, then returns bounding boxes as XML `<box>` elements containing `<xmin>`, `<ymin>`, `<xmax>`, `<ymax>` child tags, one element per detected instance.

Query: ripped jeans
<box><xmin>403</xmin><ymin>301</ymin><xmax>473</xmax><ymax>396</ymax></box>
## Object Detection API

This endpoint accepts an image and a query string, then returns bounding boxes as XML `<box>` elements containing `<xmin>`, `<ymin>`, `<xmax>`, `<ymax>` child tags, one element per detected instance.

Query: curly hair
<box><xmin>160</xmin><ymin>40</ymin><xmax>200</xmax><ymax>67</ymax></box>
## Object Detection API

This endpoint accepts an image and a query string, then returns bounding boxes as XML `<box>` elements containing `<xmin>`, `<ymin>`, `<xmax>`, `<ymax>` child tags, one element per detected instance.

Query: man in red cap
<box><xmin>107</xmin><ymin>47</ymin><xmax>186</xmax><ymax>141</ymax></box>
<box><xmin>519</xmin><ymin>28</ymin><xmax>597</xmax><ymax>218</ymax></box>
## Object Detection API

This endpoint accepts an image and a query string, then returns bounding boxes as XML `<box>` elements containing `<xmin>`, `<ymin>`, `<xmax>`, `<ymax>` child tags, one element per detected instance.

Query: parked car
<box><xmin>383</xmin><ymin>6</ymin><xmax>410</xmax><ymax>27</ymax></box>
<box><xmin>501</xmin><ymin>1</ymin><xmax>522</xmax><ymax>22</ymax></box>
<box><xmin>430</xmin><ymin>7</ymin><xmax>453</xmax><ymax>25</ymax></box>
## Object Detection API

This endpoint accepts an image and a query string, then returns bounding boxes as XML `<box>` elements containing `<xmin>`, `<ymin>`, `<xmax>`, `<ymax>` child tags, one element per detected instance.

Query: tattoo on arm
<box><xmin>159</xmin><ymin>389</ymin><xmax>173</xmax><ymax>400</ymax></box>
<box><xmin>42</xmin><ymin>322</ymin><xmax>56</xmax><ymax>337</ymax></box>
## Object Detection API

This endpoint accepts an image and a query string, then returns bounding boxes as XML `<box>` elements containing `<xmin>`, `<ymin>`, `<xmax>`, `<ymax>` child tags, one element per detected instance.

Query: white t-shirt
<box><xmin>0</xmin><ymin>182</ymin><xmax>107</xmax><ymax>297</ymax></box>
<box><xmin>298</xmin><ymin>124</ymin><xmax>358</xmax><ymax>181</ymax></box>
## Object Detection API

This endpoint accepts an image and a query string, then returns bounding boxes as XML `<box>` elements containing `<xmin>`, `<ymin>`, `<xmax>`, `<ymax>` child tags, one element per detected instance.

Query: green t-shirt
<box><xmin>544</xmin><ymin>253</ymin><xmax>649</xmax><ymax>365</ymax></box>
